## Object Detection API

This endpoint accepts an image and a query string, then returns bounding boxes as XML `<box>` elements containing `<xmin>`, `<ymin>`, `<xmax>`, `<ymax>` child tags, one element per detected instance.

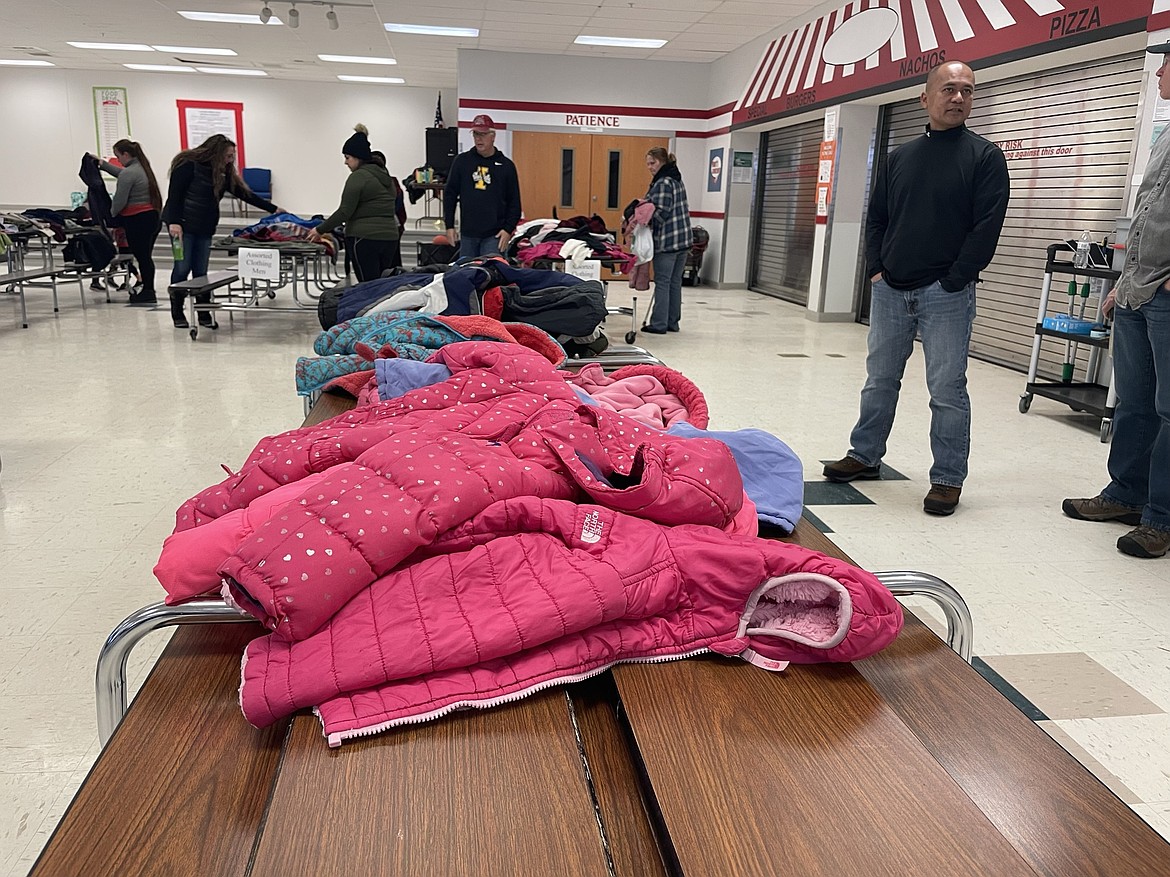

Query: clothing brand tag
<box><xmin>741</xmin><ymin>648</ymin><xmax>789</xmax><ymax>672</ymax></box>
<box><xmin>580</xmin><ymin>510</ymin><xmax>604</xmax><ymax>544</ymax></box>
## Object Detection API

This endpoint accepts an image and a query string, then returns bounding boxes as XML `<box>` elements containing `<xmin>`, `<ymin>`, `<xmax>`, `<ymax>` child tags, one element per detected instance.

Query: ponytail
<box><xmin>647</xmin><ymin>146</ymin><xmax>676</xmax><ymax>165</ymax></box>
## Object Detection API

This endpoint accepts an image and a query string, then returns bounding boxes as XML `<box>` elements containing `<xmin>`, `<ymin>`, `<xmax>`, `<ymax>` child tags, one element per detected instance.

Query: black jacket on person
<box><xmin>443</xmin><ymin>147</ymin><xmax>522</xmax><ymax>239</ymax></box>
<box><xmin>161</xmin><ymin>160</ymin><xmax>277</xmax><ymax>237</ymax></box>
<box><xmin>866</xmin><ymin>124</ymin><xmax>1009</xmax><ymax>291</ymax></box>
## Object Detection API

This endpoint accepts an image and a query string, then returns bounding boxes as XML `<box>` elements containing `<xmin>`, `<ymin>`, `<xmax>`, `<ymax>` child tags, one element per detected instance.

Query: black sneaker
<box><xmin>823</xmin><ymin>456</ymin><xmax>881</xmax><ymax>483</ymax></box>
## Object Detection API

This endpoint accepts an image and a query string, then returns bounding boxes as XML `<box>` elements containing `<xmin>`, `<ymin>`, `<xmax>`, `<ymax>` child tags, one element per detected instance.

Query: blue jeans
<box><xmin>1101</xmin><ymin>292</ymin><xmax>1170</xmax><ymax>532</ymax></box>
<box><xmin>848</xmin><ymin>278</ymin><xmax>976</xmax><ymax>487</ymax></box>
<box><xmin>170</xmin><ymin>233</ymin><xmax>212</xmax><ymax>284</ymax></box>
<box><xmin>649</xmin><ymin>249</ymin><xmax>687</xmax><ymax>332</ymax></box>
<box><xmin>457</xmin><ymin>234</ymin><xmax>501</xmax><ymax>261</ymax></box>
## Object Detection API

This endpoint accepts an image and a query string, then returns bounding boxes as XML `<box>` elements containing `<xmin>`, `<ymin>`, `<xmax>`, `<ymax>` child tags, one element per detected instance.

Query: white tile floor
<box><xmin>1</xmin><ymin>278</ymin><xmax>1168</xmax><ymax>873</ymax></box>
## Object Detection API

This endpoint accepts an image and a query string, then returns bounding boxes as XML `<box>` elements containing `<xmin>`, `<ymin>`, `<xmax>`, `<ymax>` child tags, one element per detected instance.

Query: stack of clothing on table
<box><xmin>509</xmin><ymin>215</ymin><xmax>635</xmax><ymax>273</ymax></box>
<box><xmin>295</xmin><ymin>310</ymin><xmax>566</xmax><ymax>397</ymax></box>
<box><xmin>153</xmin><ymin>338</ymin><xmax>904</xmax><ymax>747</ymax></box>
<box><xmin>316</xmin><ymin>261</ymin><xmax>607</xmax><ymax>347</ymax></box>
<box><xmin>220</xmin><ymin>212</ymin><xmax>337</xmax><ymax>257</ymax></box>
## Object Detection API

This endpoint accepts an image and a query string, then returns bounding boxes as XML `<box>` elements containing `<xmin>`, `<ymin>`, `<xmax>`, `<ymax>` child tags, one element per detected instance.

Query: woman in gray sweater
<box><xmin>90</xmin><ymin>139</ymin><xmax>163</xmax><ymax>304</ymax></box>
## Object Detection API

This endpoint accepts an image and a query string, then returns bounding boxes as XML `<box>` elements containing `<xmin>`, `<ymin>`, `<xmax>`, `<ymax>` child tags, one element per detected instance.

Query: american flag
<box><xmin>434</xmin><ymin>93</ymin><xmax>445</xmax><ymax>129</ymax></box>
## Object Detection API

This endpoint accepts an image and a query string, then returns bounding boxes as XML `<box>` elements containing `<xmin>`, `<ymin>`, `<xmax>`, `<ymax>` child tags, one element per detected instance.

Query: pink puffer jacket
<box><xmin>236</xmin><ymin>496</ymin><xmax>903</xmax><ymax>745</ymax></box>
<box><xmin>174</xmin><ymin>342</ymin><xmax>581</xmax><ymax>532</ymax></box>
<box><xmin>219</xmin><ymin>396</ymin><xmax>746</xmax><ymax>642</ymax></box>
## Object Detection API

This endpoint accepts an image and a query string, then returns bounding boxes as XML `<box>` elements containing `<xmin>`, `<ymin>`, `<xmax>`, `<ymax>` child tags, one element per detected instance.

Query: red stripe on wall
<box><xmin>691</xmin><ymin>211</ymin><xmax>725</xmax><ymax>219</ymax></box>
<box><xmin>675</xmin><ymin>126</ymin><xmax>732</xmax><ymax>139</ymax></box>
<box><xmin>1150</xmin><ymin>11</ymin><xmax>1170</xmax><ymax>30</ymax></box>
<box><xmin>459</xmin><ymin>97</ymin><xmax>733</xmax><ymax>120</ymax></box>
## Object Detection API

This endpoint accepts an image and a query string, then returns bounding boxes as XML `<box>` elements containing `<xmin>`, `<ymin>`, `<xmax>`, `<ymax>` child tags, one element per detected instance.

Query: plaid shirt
<box><xmin>648</xmin><ymin>176</ymin><xmax>692</xmax><ymax>254</ymax></box>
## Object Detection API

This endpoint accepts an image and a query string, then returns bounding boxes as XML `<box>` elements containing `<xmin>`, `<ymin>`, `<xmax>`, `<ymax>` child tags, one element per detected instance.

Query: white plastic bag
<box><xmin>631</xmin><ymin>225</ymin><xmax>653</xmax><ymax>265</ymax></box>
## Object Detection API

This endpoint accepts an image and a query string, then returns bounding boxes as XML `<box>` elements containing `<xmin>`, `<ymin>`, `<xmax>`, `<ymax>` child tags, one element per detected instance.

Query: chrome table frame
<box><xmin>95</xmin><ymin>571</ymin><xmax>973</xmax><ymax>746</ymax></box>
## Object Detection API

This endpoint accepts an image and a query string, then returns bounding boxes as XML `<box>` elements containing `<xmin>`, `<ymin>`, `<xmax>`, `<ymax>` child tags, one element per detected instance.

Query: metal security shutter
<box><xmin>876</xmin><ymin>53</ymin><xmax>1143</xmax><ymax>375</ymax></box>
<box><xmin>750</xmin><ymin>119</ymin><xmax>822</xmax><ymax>304</ymax></box>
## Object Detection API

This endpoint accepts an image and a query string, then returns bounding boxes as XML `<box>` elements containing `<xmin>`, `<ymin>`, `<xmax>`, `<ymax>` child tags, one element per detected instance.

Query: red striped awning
<box><xmin>733</xmin><ymin>0</ymin><xmax>1151</xmax><ymax>128</ymax></box>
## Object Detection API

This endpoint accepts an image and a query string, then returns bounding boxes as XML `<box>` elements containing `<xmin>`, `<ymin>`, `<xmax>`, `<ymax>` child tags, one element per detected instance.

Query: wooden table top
<box><xmin>29</xmin><ymin>394</ymin><xmax>1170</xmax><ymax>877</ymax></box>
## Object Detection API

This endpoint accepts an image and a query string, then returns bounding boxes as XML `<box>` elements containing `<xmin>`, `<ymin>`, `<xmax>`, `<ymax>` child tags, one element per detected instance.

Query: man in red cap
<box><xmin>443</xmin><ymin>113</ymin><xmax>522</xmax><ymax>260</ymax></box>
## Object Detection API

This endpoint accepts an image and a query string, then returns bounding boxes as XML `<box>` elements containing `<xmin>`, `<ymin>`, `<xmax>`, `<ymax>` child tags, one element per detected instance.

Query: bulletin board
<box><xmin>177</xmin><ymin>100</ymin><xmax>246</xmax><ymax>168</ymax></box>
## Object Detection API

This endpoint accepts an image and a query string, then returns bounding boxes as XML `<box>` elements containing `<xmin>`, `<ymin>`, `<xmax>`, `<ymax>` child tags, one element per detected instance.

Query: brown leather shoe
<box><xmin>1062</xmin><ymin>495</ymin><xmax>1142</xmax><ymax>526</ymax></box>
<box><xmin>924</xmin><ymin>484</ymin><xmax>961</xmax><ymax>516</ymax></box>
<box><xmin>823</xmin><ymin>456</ymin><xmax>881</xmax><ymax>483</ymax></box>
<box><xmin>1117</xmin><ymin>525</ymin><xmax>1170</xmax><ymax>559</ymax></box>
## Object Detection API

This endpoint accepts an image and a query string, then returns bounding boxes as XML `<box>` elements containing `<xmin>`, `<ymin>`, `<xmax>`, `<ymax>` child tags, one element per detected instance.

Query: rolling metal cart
<box><xmin>1019</xmin><ymin>242</ymin><xmax>1119</xmax><ymax>442</ymax></box>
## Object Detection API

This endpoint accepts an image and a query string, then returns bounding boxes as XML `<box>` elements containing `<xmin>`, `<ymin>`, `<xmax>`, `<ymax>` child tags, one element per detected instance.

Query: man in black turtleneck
<box><xmin>824</xmin><ymin>61</ymin><xmax>1010</xmax><ymax>517</ymax></box>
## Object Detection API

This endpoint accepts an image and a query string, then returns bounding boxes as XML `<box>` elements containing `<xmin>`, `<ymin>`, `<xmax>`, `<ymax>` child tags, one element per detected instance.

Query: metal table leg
<box><xmin>95</xmin><ymin>599</ymin><xmax>253</xmax><ymax>746</ymax></box>
<box><xmin>876</xmin><ymin>570</ymin><xmax>974</xmax><ymax>662</ymax></box>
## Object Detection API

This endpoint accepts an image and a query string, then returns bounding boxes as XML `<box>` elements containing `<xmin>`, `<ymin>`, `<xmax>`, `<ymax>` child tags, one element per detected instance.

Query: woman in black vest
<box><xmin>161</xmin><ymin>134</ymin><xmax>280</xmax><ymax>328</ymax></box>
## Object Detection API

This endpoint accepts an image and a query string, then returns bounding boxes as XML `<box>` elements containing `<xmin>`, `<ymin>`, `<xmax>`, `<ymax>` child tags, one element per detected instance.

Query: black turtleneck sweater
<box><xmin>866</xmin><ymin>124</ymin><xmax>1010</xmax><ymax>291</ymax></box>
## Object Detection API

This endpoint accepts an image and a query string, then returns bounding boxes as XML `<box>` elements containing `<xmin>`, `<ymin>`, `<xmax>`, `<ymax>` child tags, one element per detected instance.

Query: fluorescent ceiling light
<box><xmin>383</xmin><ymin>23</ymin><xmax>478</xmax><ymax>37</ymax></box>
<box><xmin>178</xmin><ymin>11</ymin><xmax>282</xmax><ymax>25</ymax></box>
<box><xmin>318</xmin><ymin>54</ymin><xmax>397</xmax><ymax>65</ymax></box>
<box><xmin>196</xmin><ymin>66</ymin><xmax>268</xmax><ymax>76</ymax></box>
<box><xmin>67</xmin><ymin>41</ymin><xmax>155</xmax><ymax>51</ymax></box>
<box><xmin>338</xmin><ymin>75</ymin><xmax>405</xmax><ymax>84</ymax></box>
<box><xmin>0</xmin><ymin>59</ymin><xmax>55</xmax><ymax>66</ymax></box>
<box><xmin>574</xmin><ymin>35</ymin><xmax>667</xmax><ymax>48</ymax></box>
<box><xmin>124</xmin><ymin>63</ymin><xmax>195</xmax><ymax>72</ymax></box>
<box><xmin>152</xmin><ymin>45</ymin><xmax>238</xmax><ymax>56</ymax></box>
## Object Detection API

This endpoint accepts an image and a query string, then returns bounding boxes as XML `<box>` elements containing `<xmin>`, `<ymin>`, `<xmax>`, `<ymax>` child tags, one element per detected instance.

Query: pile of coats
<box><xmin>317</xmin><ymin>261</ymin><xmax>607</xmax><ymax>339</ymax></box>
<box><xmin>154</xmin><ymin>334</ymin><xmax>904</xmax><ymax>747</ymax></box>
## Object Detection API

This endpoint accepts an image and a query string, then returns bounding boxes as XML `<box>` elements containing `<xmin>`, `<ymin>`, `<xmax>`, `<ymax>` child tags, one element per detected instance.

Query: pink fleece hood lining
<box><xmin>737</xmin><ymin>573</ymin><xmax>851</xmax><ymax>650</ymax></box>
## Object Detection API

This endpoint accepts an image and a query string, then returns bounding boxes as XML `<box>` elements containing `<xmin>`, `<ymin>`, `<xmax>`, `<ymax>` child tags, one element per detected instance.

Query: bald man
<box><xmin>824</xmin><ymin>61</ymin><xmax>1010</xmax><ymax>516</ymax></box>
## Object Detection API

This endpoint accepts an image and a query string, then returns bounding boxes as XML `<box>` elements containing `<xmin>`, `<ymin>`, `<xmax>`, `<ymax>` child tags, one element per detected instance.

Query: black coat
<box><xmin>161</xmin><ymin>160</ymin><xmax>277</xmax><ymax>237</ymax></box>
<box><xmin>79</xmin><ymin>154</ymin><xmax>113</xmax><ymax>229</ymax></box>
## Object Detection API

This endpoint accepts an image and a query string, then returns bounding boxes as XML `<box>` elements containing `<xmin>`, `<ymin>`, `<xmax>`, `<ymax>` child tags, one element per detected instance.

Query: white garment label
<box><xmin>580</xmin><ymin>510</ymin><xmax>604</xmax><ymax>544</ymax></box>
<box><xmin>239</xmin><ymin>248</ymin><xmax>280</xmax><ymax>281</ymax></box>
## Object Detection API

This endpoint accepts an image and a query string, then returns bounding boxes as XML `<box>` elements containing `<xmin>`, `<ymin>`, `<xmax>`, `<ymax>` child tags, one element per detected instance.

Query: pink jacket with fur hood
<box><xmin>238</xmin><ymin>496</ymin><xmax>902</xmax><ymax>745</ymax></box>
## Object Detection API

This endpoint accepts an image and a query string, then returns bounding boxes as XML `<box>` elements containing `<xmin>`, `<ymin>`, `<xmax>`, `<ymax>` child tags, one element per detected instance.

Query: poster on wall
<box><xmin>177</xmin><ymin>100</ymin><xmax>246</xmax><ymax>168</ymax></box>
<box><xmin>731</xmin><ymin>151</ymin><xmax>753</xmax><ymax>184</ymax></box>
<box><xmin>93</xmin><ymin>87</ymin><xmax>131</xmax><ymax>162</ymax></box>
<box><xmin>707</xmin><ymin>147</ymin><xmax>724</xmax><ymax>192</ymax></box>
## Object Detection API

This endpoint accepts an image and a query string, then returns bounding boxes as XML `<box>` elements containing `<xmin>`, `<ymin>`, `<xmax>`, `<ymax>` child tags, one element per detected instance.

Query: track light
<box><xmin>287</xmin><ymin>3</ymin><xmax>299</xmax><ymax>27</ymax></box>
<box><xmin>326</xmin><ymin>5</ymin><xmax>338</xmax><ymax>29</ymax></box>
<box><xmin>259</xmin><ymin>4</ymin><xmax>272</xmax><ymax>23</ymax></box>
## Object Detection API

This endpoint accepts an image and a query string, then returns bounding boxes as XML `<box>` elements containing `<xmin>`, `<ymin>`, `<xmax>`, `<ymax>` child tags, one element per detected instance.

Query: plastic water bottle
<box><xmin>1074</xmin><ymin>230</ymin><xmax>1092</xmax><ymax>269</ymax></box>
<box><xmin>170</xmin><ymin>233</ymin><xmax>184</xmax><ymax>262</ymax></box>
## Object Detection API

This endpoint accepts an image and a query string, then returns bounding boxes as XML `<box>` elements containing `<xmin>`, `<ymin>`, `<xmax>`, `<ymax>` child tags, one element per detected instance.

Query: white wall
<box><xmin>459</xmin><ymin>50</ymin><xmax>710</xmax><ymax>110</ymax></box>
<box><xmin>0</xmin><ymin>67</ymin><xmax>455</xmax><ymax>219</ymax></box>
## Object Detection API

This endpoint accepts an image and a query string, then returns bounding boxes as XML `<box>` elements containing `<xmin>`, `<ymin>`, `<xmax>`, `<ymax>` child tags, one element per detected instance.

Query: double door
<box><xmin>511</xmin><ymin>132</ymin><xmax>667</xmax><ymax>235</ymax></box>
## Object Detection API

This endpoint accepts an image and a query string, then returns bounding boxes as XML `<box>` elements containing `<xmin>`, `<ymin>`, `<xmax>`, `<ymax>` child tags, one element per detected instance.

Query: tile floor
<box><xmin>1</xmin><ymin>273</ymin><xmax>1168</xmax><ymax>873</ymax></box>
